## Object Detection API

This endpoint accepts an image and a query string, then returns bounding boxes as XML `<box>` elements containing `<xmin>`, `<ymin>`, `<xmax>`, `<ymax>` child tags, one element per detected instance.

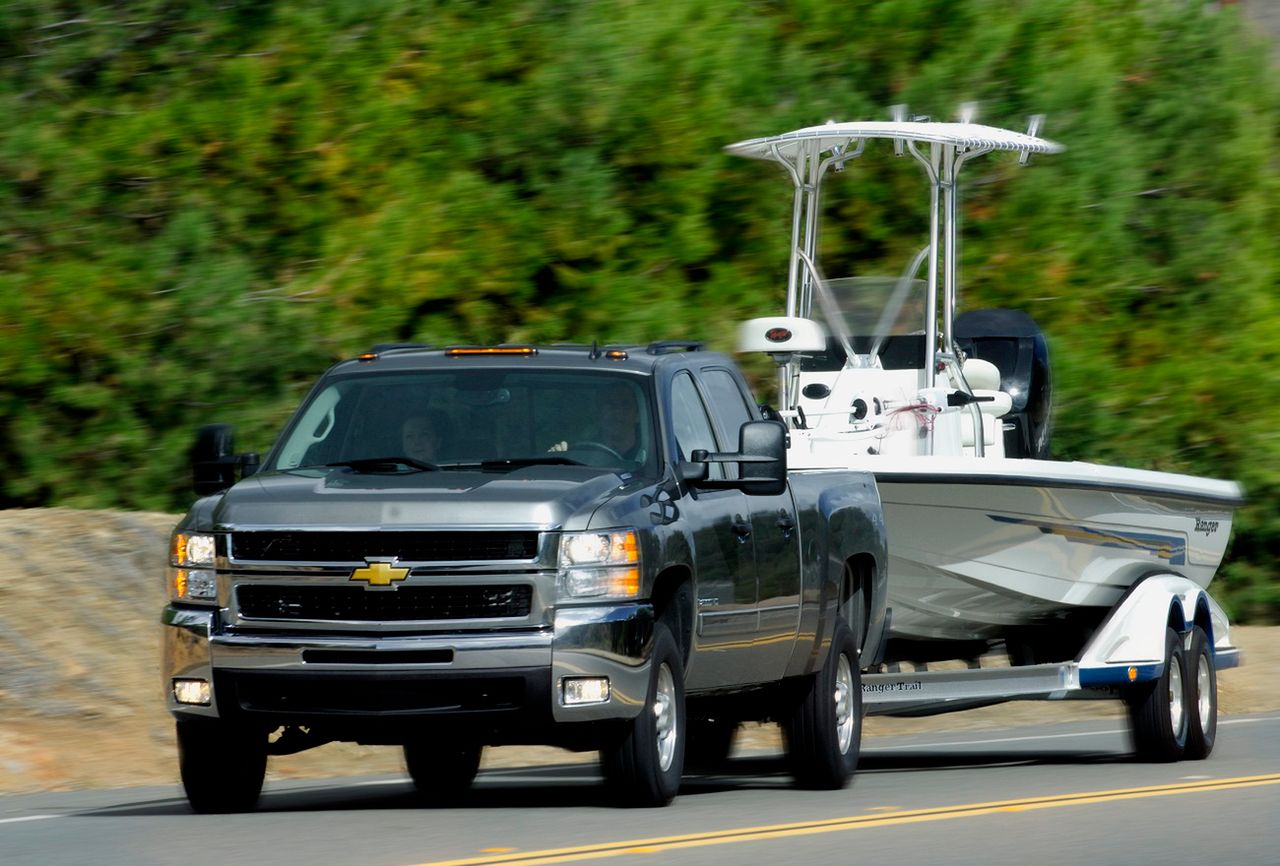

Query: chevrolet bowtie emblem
<box><xmin>349</xmin><ymin>559</ymin><xmax>410</xmax><ymax>588</ymax></box>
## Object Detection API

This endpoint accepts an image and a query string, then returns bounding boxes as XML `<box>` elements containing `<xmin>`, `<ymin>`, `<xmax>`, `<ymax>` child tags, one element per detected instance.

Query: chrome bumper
<box><xmin>161</xmin><ymin>603</ymin><xmax>654</xmax><ymax>724</ymax></box>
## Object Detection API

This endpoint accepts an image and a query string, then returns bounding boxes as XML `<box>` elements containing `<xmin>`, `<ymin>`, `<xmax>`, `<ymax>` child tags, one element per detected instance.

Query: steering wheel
<box><xmin>568</xmin><ymin>440</ymin><xmax>625</xmax><ymax>461</ymax></box>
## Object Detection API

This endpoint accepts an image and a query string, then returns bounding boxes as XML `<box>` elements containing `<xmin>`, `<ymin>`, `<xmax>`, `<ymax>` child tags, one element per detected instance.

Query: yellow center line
<box><xmin>410</xmin><ymin>773</ymin><xmax>1280</xmax><ymax>866</ymax></box>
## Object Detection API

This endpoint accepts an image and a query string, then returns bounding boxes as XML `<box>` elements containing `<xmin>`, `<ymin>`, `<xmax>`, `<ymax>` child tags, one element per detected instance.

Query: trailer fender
<box><xmin>1077</xmin><ymin>574</ymin><xmax>1238</xmax><ymax>685</ymax></box>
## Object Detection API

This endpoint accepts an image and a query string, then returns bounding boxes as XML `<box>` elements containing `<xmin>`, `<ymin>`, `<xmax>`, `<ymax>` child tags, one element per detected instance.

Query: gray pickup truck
<box><xmin>163</xmin><ymin>341</ymin><xmax>887</xmax><ymax>810</ymax></box>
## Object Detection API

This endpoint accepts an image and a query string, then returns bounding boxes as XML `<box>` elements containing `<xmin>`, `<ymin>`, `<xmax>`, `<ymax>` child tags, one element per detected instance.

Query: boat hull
<box><xmin>858</xmin><ymin>458</ymin><xmax>1241</xmax><ymax>643</ymax></box>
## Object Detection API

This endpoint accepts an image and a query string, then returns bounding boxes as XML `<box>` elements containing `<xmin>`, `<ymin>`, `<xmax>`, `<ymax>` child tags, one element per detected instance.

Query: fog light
<box><xmin>173</xmin><ymin>678</ymin><xmax>211</xmax><ymax>706</ymax></box>
<box><xmin>562</xmin><ymin>676</ymin><xmax>610</xmax><ymax>706</ymax></box>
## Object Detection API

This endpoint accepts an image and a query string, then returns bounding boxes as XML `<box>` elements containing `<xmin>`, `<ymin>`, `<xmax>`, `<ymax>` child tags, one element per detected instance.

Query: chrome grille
<box><xmin>230</xmin><ymin>531</ymin><xmax>539</xmax><ymax>563</ymax></box>
<box><xmin>237</xmin><ymin>584</ymin><xmax>533</xmax><ymax>621</ymax></box>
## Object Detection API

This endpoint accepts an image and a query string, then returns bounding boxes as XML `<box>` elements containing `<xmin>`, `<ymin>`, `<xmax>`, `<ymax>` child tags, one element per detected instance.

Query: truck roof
<box><xmin>324</xmin><ymin>341</ymin><xmax>735</xmax><ymax>378</ymax></box>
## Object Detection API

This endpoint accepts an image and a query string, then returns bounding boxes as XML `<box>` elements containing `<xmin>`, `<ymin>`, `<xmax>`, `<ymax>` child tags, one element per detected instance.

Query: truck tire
<box><xmin>176</xmin><ymin>718</ymin><xmax>267</xmax><ymax>813</ymax></box>
<box><xmin>684</xmin><ymin>718</ymin><xmax>737</xmax><ymax>773</ymax></box>
<box><xmin>784</xmin><ymin>621</ymin><xmax>862</xmax><ymax>789</ymax></box>
<box><xmin>1127</xmin><ymin>627</ymin><xmax>1189</xmax><ymax>762</ymax></box>
<box><xmin>1184</xmin><ymin>626</ymin><xmax>1217</xmax><ymax>760</ymax></box>
<box><xmin>404</xmin><ymin>742</ymin><xmax>483</xmax><ymax>804</ymax></box>
<box><xmin>600</xmin><ymin>621</ymin><xmax>685</xmax><ymax>806</ymax></box>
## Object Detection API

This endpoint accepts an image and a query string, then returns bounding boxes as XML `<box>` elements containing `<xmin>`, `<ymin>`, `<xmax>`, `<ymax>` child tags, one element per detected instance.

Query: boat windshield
<box><xmin>803</xmin><ymin>276</ymin><xmax>929</xmax><ymax>371</ymax></box>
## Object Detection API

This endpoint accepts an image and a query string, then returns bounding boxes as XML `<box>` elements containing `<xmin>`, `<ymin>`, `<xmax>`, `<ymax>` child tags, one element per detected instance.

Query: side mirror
<box><xmin>684</xmin><ymin>420</ymin><xmax>787</xmax><ymax>496</ymax></box>
<box><xmin>736</xmin><ymin>420</ymin><xmax>787</xmax><ymax>496</ymax></box>
<box><xmin>191</xmin><ymin>424</ymin><xmax>239</xmax><ymax>496</ymax></box>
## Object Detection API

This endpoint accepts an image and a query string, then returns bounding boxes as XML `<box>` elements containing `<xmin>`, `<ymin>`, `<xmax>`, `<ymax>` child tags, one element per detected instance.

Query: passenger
<box><xmin>401</xmin><ymin>410</ymin><xmax>451</xmax><ymax>463</ymax></box>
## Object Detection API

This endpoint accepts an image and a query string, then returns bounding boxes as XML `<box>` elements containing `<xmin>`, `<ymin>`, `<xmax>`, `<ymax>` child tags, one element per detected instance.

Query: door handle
<box><xmin>731</xmin><ymin>515</ymin><xmax>752</xmax><ymax>541</ymax></box>
<box><xmin>776</xmin><ymin>511</ymin><xmax>796</xmax><ymax>537</ymax></box>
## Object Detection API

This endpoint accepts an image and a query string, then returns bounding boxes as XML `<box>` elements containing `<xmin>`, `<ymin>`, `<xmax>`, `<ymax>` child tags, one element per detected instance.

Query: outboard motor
<box><xmin>955</xmin><ymin>309</ymin><xmax>1052</xmax><ymax>459</ymax></box>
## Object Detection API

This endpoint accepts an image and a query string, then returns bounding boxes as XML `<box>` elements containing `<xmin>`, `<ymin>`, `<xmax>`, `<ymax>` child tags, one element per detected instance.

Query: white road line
<box><xmin>0</xmin><ymin>814</ymin><xmax>58</xmax><ymax>825</ymax></box>
<box><xmin>1219</xmin><ymin>715</ymin><xmax>1280</xmax><ymax>726</ymax></box>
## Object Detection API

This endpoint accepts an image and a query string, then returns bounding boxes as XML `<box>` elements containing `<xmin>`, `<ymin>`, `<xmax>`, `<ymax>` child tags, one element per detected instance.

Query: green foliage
<box><xmin>1</xmin><ymin>0</ymin><xmax>1277</xmax><ymax>619</ymax></box>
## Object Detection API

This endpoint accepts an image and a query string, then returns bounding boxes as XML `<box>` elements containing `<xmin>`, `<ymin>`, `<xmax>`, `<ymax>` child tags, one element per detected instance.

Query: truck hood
<box><xmin>209</xmin><ymin>466</ymin><xmax>632</xmax><ymax>530</ymax></box>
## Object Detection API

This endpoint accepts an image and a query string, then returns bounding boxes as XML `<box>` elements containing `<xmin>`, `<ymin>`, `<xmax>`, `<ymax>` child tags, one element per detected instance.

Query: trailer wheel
<box><xmin>1127</xmin><ymin>627</ymin><xmax>1189</xmax><ymax>762</ymax></box>
<box><xmin>600</xmin><ymin>621</ymin><xmax>685</xmax><ymax>806</ymax></box>
<box><xmin>784</xmin><ymin>621</ymin><xmax>862</xmax><ymax>789</ymax></box>
<box><xmin>1184</xmin><ymin>626</ymin><xmax>1217</xmax><ymax>760</ymax></box>
<box><xmin>177</xmin><ymin>718</ymin><xmax>267</xmax><ymax>813</ymax></box>
<box><xmin>403</xmin><ymin>742</ymin><xmax>483</xmax><ymax>803</ymax></box>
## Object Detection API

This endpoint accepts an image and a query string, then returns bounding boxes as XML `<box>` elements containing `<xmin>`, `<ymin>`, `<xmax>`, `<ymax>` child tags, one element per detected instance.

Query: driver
<box><xmin>548</xmin><ymin>383</ymin><xmax>643</xmax><ymax>461</ymax></box>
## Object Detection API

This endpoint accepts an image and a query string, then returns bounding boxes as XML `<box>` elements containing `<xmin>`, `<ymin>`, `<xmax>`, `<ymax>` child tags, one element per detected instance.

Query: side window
<box><xmin>701</xmin><ymin>368</ymin><xmax>756</xmax><ymax>480</ymax></box>
<box><xmin>701</xmin><ymin>367</ymin><xmax>755</xmax><ymax>442</ymax></box>
<box><xmin>669</xmin><ymin>372</ymin><xmax>726</xmax><ymax>481</ymax></box>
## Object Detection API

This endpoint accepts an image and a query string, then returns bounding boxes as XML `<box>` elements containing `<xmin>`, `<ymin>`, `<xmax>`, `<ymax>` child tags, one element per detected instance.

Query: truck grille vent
<box><xmin>237</xmin><ymin>584</ymin><xmax>533</xmax><ymax>621</ymax></box>
<box><xmin>229</xmin><ymin>531</ymin><xmax>539</xmax><ymax>563</ymax></box>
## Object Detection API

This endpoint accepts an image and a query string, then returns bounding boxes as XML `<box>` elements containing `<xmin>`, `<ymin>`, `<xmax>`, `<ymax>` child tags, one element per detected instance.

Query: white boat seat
<box><xmin>959</xmin><ymin>390</ymin><xmax>1012</xmax><ymax>449</ymax></box>
<box><xmin>961</xmin><ymin>357</ymin><xmax>1002</xmax><ymax>391</ymax></box>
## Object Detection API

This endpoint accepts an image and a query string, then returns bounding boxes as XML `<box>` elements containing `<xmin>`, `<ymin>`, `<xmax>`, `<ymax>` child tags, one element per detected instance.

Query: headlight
<box><xmin>171</xmin><ymin>532</ymin><xmax>216</xmax><ymax>567</ymax></box>
<box><xmin>169</xmin><ymin>532</ymin><xmax>218</xmax><ymax>603</ymax></box>
<box><xmin>558</xmin><ymin>529</ymin><xmax>641</xmax><ymax>599</ymax></box>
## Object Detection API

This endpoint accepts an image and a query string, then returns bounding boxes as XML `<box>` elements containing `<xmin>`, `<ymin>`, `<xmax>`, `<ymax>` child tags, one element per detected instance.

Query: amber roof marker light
<box><xmin>445</xmin><ymin>346</ymin><xmax>539</xmax><ymax>357</ymax></box>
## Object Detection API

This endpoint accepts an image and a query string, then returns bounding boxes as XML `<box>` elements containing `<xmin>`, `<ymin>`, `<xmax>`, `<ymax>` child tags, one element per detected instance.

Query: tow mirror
<box><xmin>736</xmin><ymin>420</ymin><xmax>787</xmax><ymax>496</ymax></box>
<box><xmin>191</xmin><ymin>424</ymin><xmax>240</xmax><ymax>496</ymax></box>
<box><xmin>685</xmin><ymin>420</ymin><xmax>787</xmax><ymax>496</ymax></box>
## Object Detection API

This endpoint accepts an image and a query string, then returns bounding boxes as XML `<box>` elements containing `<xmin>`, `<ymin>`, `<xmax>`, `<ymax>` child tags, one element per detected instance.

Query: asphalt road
<box><xmin>4</xmin><ymin>713</ymin><xmax>1280</xmax><ymax>866</ymax></box>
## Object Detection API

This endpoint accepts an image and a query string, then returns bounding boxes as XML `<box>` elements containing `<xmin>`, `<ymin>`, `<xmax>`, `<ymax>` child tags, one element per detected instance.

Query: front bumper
<box><xmin>162</xmin><ymin>602</ymin><xmax>655</xmax><ymax>736</ymax></box>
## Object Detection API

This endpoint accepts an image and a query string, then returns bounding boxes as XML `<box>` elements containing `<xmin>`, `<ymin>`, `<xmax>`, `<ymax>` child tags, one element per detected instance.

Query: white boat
<box><xmin>727</xmin><ymin>112</ymin><xmax>1244</xmax><ymax>666</ymax></box>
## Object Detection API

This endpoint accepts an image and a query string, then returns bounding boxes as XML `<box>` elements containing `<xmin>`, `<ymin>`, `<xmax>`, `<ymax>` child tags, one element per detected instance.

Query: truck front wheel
<box><xmin>176</xmin><ymin>718</ymin><xmax>267</xmax><ymax>813</ymax></box>
<box><xmin>600</xmin><ymin>621</ymin><xmax>685</xmax><ymax>806</ymax></box>
<box><xmin>784</xmin><ymin>621</ymin><xmax>862</xmax><ymax>789</ymax></box>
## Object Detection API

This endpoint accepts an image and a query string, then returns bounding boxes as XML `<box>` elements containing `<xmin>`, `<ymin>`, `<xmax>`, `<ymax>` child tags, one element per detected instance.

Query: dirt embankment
<box><xmin>1</xmin><ymin>507</ymin><xmax>1276</xmax><ymax>794</ymax></box>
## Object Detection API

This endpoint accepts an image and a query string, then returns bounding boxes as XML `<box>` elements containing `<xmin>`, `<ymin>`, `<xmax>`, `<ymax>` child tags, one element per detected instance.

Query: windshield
<box><xmin>267</xmin><ymin>369</ymin><xmax>658</xmax><ymax>476</ymax></box>
<box><xmin>822</xmin><ymin>276</ymin><xmax>927</xmax><ymax>340</ymax></box>
<box><xmin>801</xmin><ymin>276</ymin><xmax>929</xmax><ymax>372</ymax></box>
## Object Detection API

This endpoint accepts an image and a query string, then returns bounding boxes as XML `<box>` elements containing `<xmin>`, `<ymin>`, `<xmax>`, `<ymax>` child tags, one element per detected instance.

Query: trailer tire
<box><xmin>784</xmin><ymin>621</ymin><xmax>862</xmax><ymax>789</ymax></box>
<box><xmin>177</xmin><ymin>719</ymin><xmax>267</xmax><ymax>813</ymax></box>
<box><xmin>600</xmin><ymin>621</ymin><xmax>685</xmax><ymax>806</ymax></box>
<box><xmin>404</xmin><ymin>741</ymin><xmax>483</xmax><ymax>803</ymax></box>
<box><xmin>1127</xmin><ymin>627</ymin><xmax>1189</xmax><ymax>762</ymax></box>
<box><xmin>1184</xmin><ymin>626</ymin><xmax>1217</xmax><ymax>760</ymax></box>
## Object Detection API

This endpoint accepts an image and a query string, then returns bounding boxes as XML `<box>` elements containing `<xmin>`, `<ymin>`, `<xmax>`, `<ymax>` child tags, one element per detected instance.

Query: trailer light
<box><xmin>562</xmin><ymin>677</ymin><xmax>610</xmax><ymax>706</ymax></box>
<box><xmin>1127</xmin><ymin>666</ymin><xmax>1138</xmax><ymax>682</ymax></box>
<box><xmin>173</xmin><ymin>678</ymin><xmax>211</xmax><ymax>706</ymax></box>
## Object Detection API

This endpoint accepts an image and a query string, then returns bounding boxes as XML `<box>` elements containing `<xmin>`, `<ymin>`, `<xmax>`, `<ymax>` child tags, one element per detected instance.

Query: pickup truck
<box><xmin>163</xmin><ymin>341</ymin><xmax>887</xmax><ymax>811</ymax></box>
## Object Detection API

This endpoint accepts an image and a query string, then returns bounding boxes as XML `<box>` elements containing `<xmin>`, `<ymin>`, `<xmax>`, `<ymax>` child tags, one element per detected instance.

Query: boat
<box><xmin>727</xmin><ymin>111</ymin><xmax>1244</xmax><ymax>667</ymax></box>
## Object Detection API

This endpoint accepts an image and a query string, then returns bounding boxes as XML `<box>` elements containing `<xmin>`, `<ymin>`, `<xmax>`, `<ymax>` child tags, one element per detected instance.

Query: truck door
<box><xmin>667</xmin><ymin>370</ymin><xmax>760</xmax><ymax>691</ymax></box>
<box><xmin>700</xmin><ymin>366</ymin><xmax>801</xmax><ymax>681</ymax></box>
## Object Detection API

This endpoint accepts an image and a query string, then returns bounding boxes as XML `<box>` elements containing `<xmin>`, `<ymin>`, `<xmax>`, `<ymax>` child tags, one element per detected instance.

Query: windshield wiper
<box><xmin>435</xmin><ymin>456</ymin><xmax>584</xmax><ymax>472</ymax></box>
<box><xmin>324</xmin><ymin>456</ymin><xmax>440</xmax><ymax>473</ymax></box>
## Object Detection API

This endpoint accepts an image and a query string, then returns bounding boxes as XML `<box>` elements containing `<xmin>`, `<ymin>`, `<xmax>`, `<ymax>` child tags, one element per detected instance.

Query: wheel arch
<box><xmin>651</xmin><ymin>564</ymin><xmax>695</xmax><ymax>667</ymax></box>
